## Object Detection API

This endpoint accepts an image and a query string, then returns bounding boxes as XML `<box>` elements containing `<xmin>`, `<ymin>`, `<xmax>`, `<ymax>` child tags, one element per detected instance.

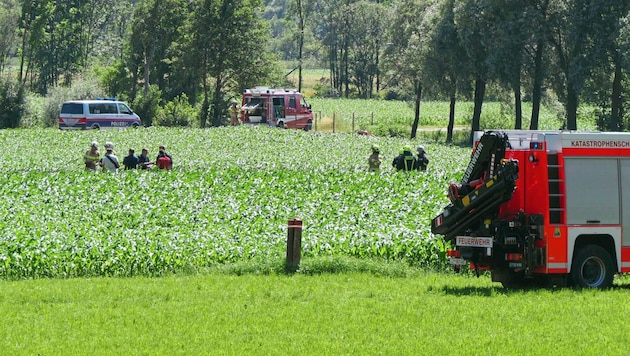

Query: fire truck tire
<box><xmin>277</xmin><ymin>121</ymin><xmax>284</xmax><ymax>128</ymax></box>
<box><xmin>304</xmin><ymin>121</ymin><xmax>313</xmax><ymax>131</ymax></box>
<box><xmin>571</xmin><ymin>245</ymin><xmax>614</xmax><ymax>289</ymax></box>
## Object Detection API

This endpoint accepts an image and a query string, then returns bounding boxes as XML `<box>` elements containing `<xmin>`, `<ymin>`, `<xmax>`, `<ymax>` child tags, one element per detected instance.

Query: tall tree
<box><xmin>483</xmin><ymin>0</ymin><xmax>530</xmax><ymax>129</ymax></box>
<box><xmin>191</xmin><ymin>0</ymin><xmax>275</xmax><ymax>127</ymax></box>
<box><xmin>526</xmin><ymin>0</ymin><xmax>551</xmax><ymax>130</ymax></box>
<box><xmin>425</xmin><ymin>0</ymin><xmax>467</xmax><ymax>143</ymax></box>
<box><xmin>384</xmin><ymin>0</ymin><xmax>436</xmax><ymax>139</ymax></box>
<box><xmin>18</xmin><ymin>0</ymin><xmax>53</xmax><ymax>85</ymax></box>
<box><xmin>128</xmin><ymin>0</ymin><xmax>186</xmax><ymax>97</ymax></box>
<box><xmin>454</xmin><ymin>0</ymin><xmax>492</xmax><ymax>141</ymax></box>
<box><xmin>347</xmin><ymin>1</ymin><xmax>382</xmax><ymax>98</ymax></box>
<box><xmin>291</xmin><ymin>0</ymin><xmax>305</xmax><ymax>92</ymax></box>
<box><xmin>0</xmin><ymin>0</ymin><xmax>19</xmax><ymax>74</ymax></box>
<box><xmin>547</xmin><ymin>0</ymin><xmax>629</xmax><ymax>130</ymax></box>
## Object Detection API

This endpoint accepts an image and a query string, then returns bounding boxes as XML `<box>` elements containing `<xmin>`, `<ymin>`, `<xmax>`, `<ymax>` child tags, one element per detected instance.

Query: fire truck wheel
<box><xmin>571</xmin><ymin>245</ymin><xmax>614</xmax><ymax>289</ymax></box>
<box><xmin>277</xmin><ymin>121</ymin><xmax>284</xmax><ymax>128</ymax></box>
<box><xmin>304</xmin><ymin>121</ymin><xmax>313</xmax><ymax>131</ymax></box>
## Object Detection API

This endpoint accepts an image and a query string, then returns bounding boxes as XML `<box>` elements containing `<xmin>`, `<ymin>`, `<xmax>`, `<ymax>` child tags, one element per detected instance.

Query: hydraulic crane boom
<box><xmin>431</xmin><ymin>131</ymin><xmax>519</xmax><ymax>241</ymax></box>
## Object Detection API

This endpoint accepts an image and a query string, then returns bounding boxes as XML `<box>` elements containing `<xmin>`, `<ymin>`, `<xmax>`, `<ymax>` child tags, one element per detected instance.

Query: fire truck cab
<box><xmin>241</xmin><ymin>87</ymin><xmax>313</xmax><ymax>130</ymax></box>
<box><xmin>432</xmin><ymin>130</ymin><xmax>630</xmax><ymax>288</ymax></box>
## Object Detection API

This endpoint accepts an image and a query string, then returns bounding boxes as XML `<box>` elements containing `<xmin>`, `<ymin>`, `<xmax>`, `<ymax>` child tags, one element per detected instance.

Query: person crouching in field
<box><xmin>84</xmin><ymin>141</ymin><xmax>100</xmax><ymax>171</ymax></box>
<box><xmin>368</xmin><ymin>144</ymin><xmax>382</xmax><ymax>172</ymax></box>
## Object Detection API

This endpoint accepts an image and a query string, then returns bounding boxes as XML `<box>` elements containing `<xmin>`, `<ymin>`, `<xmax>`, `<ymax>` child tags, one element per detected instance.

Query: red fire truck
<box><xmin>432</xmin><ymin>130</ymin><xmax>630</xmax><ymax>288</ymax></box>
<box><xmin>241</xmin><ymin>87</ymin><xmax>313</xmax><ymax>130</ymax></box>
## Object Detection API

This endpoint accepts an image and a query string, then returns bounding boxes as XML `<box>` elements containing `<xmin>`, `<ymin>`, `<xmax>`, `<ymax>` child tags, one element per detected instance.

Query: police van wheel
<box><xmin>132</xmin><ymin>123</ymin><xmax>139</xmax><ymax>128</ymax></box>
<box><xmin>90</xmin><ymin>124</ymin><xmax>100</xmax><ymax>130</ymax></box>
<box><xmin>571</xmin><ymin>245</ymin><xmax>614</xmax><ymax>289</ymax></box>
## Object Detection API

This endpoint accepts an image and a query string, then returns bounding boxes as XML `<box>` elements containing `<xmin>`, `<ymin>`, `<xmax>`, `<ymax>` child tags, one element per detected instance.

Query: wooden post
<box><xmin>333</xmin><ymin>113</ymin><xmax>336</xmax><ymax>133</ymax></box>
<box><xmin>286</xmin><ymin>219</ymin><xmax>302</xmax><ymax>272</ymax></box>
<box><xmin>371</xmin><ymin>112</ymin><xmax>374</xmax><ymax>125</ymax></box>
<box><xmin>352</xmin><ymin>112</ymin><xmax>355</xmax><ymax>132</ymax></box>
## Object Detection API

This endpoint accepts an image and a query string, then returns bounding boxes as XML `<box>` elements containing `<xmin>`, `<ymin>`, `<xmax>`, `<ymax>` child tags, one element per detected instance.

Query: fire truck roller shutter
<box><xmin>564</xmin><ymin>158</ymin><xmax>619</xmax><ymax>225</ymax></box>
<box><xmin>621</xmin><ymin>160</ymin><xmax>630</xmax><ymax>247</ymax></box>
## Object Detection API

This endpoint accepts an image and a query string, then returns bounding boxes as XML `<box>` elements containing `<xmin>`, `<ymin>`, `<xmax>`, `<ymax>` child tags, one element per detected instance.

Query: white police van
<box><xmin>59</xmin><ymin>98</ymin><xmax>141</xmax><ymax>130</ymax></box>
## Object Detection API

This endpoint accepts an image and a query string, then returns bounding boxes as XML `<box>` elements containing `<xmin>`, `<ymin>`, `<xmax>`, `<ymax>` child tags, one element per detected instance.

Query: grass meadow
<box><xmin>0</xmin><ymin>107</ymin><xmax>617</xmax><ymax>354</ymax></box>
<box><xmin>3</xmin><ymin>272</ymin><xmax>630</xmax><ymax>354</ymax></box>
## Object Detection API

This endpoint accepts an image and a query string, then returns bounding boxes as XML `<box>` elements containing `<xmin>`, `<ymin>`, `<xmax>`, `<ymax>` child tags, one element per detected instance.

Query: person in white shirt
<box><xmin>100</xmin><ymin>148</ymin><xmax>120</xmax><ymax>172</ymax></box>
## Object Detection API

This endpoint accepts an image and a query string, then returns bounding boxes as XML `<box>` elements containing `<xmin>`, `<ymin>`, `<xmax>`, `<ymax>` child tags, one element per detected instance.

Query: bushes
<box><xmin>154</xmin><ymin>94</ymin><xmax>196</xmax><ymax>127</ymax></box>
<box><xmin>42</xmin><ymin>76</ymin><xmax>105</xmax><ymax>127</ymax></box>
<box><xmin>131</xmin><ymin>85</ymin><xmax>161</xmax><ymax>127</ymax></box>
<box><xmin>0</xmin><ymin>80</ymin><xmax>25</xmax><ymax>129</ymax></box>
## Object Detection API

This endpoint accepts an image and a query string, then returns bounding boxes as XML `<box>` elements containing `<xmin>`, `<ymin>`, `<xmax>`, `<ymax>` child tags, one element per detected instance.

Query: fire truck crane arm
<box><xmin>431</xmin><ymin>131</ymin><xmax>518</xmax><ymax>241</ymax></box>
<box><xmin>431</xmin><ymin>159</ymin><xmax>519</xmax><ymax>241</ymax></box>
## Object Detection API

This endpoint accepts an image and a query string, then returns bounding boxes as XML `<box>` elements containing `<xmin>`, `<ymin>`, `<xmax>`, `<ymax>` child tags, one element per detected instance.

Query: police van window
<box><xmin>289</xmin><ymin>96</ymin><xmax>296</xmax><ymax>108</ymax></box>
<box><xmin>89</xmin><ymin>104</ymin><xmax>101</xmax><ymax>114</ymax></box>
<box><xmin>61</xmin><ymin>103</ymin><xmax>83</xmax><ymax>114</ymax></box>
<box><xmin>118</xmin><ymin>103</ymin><xmax>132</xmax><ymax>114</ymax></box>
<box><xmin>103</xmin><ymin>103</ymin><xmax>117</xmax><ymax>114</ymax></box>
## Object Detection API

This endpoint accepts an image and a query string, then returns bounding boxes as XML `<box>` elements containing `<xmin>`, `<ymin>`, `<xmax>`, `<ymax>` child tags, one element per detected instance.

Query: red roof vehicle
<box><xmin>241</xmin><ymin>87</ymin><xmax>313</xmax><ymax>130</ymax></box>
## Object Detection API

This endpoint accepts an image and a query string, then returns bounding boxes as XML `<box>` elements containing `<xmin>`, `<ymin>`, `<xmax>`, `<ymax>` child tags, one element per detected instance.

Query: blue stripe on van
<box><xmin>60</xmin><ymin>117</ymin><xmax>140</xmax><ymax>129</ymax></box>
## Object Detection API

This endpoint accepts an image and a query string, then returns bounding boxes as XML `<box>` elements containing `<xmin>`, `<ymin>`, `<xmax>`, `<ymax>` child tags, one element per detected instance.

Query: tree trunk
<box><xmin>610</xmin><ymin>53</ymin><xmax>623</xmax><ymax>131</ymax></box>
<box><xmin>297</xmin><ymin>0</ymin><xmax>304</xmax><ymax>93</ymax></box>
<box><xmin>530</xmin><ymin>39</ymin><xmax>544</xmax><ymax>130</ymax></box>
<box><xmin>143</xmin><ymin>45</ymin><xmax>155</xmax><ymax>96</ymax></box>
<box><xmin>200</xmin><ymin>51</ymin><xmax>209</xmax><ymax>128</ymax></box>
<box><xmin>513</xmin><ymin>76</ymin><xmax>522</xmax><ymax>130</ymax></box>
<box><xmin>19</xmin><ymin>25</ymin><xmax>28</xmax><ymax>84</ymax></box>
<box><xmin>410</xmin><ymin>79</ymin><xmax>422</xmax><ymax>139</ymax></box>
<box><xmin>211</xmin><ymin>73</ymin><xmax>223</xmax><ymax>127</ymax></box>
<box><xmin>447</xmin><ymin>88</ymin><xmax>456</xmax><ymax>144</ymax></box>
<box><xmin>470</xmin><ymin>78</ymin><xmax>485</xmax><ymax>144</ymax></box>
<box><xmin>566</xmin><ymin>84</ymin><xmax>578</xmax><ymax>130</ymax></box>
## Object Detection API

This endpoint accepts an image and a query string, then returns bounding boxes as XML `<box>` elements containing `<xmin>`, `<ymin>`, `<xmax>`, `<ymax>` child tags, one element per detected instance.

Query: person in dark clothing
<box><xmin>392</xmin><ymin>148</ymin><xmax>404</xmax><ymax>169</ymax></box>
<box><xmin>414</xmin><ymin>145</ymin><xmax>430</xmax><ymax>171</ymax></box>
<box><xmin>123</xmin><ymin>149</ymin><xmax>139</xmax><ymax>170</ymax></box>
<box><xmin>393</xmin><ymin>146</ymin><xmax>416</xmax><ymax>171</ymax></box>
<box><xmin>138</xmin><ymin>148</ymin><xmax>153</xmax><ymax>169</ymax></box>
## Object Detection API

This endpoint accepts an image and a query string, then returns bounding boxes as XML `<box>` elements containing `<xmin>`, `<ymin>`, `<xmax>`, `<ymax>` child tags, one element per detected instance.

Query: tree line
<box><xmin>0</xmin><ymin>0</ymin><xmax>629</xmax><ymax>137</ymax></box>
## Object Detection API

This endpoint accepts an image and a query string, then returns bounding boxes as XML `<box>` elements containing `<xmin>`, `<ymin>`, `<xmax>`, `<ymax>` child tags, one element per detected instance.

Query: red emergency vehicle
<box><xmin>241</xmin><ymin>87</ymin><xmax>313</xmax><ymax>130</ymax></box>
<box><xmin>432</xmin><ymin>130</ymin><xmax>630</xmax><ymax>288</ymax></box>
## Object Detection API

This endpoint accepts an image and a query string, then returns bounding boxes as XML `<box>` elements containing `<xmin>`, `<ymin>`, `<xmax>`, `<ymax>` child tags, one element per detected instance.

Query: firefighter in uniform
<box><xmin>393</xmin><ymin>146</ymin><xmax>416</xmax><ymax>171</ymax></box>
<box><xmin>229</xmin><ymin>100</ymin><xmax>240</xmax><ymax>126</ymax></box>
<box><xmin>84</xmin><ymin>141</ymin><xmax>100</xmax><ymax>171</ymax></box>
<box><xmin>415</xmin><ymin>145</ymin><xmax>430</xmax><ymax>171</ymax></box>
<box><xmin>368</xmin><ymin>144</ymin><xmax>382</xmax><ymax>172</ymax></box>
